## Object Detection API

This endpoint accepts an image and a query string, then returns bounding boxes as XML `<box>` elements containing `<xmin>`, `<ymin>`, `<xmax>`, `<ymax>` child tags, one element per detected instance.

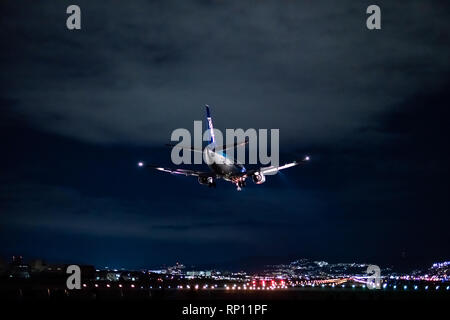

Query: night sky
<box><xmin>1</xmin><ymin>0</ymin><xmax>449</xmax><ymax>270</ymax></box>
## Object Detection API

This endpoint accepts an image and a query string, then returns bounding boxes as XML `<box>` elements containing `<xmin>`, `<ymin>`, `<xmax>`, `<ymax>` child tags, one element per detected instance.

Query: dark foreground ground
<box><xmin>2</xmin><ymin>285</ymin><xmax>449</xmax><ymax>318</ymax></box>
<box><xmin>2</xmin><ymin>286</ymin><xmax>450</xmax><ymax>301</ymax></box>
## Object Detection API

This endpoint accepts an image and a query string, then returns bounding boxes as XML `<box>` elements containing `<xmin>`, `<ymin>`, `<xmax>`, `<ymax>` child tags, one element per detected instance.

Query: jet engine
<box><xmin>252</xmin><ymin>172</ymin><xmax>266</xmax><ymax>184</ymax></box>
<box><xmin>198</xmin><ymin>176</ymin><xmax>216</xmax><ymax>187</ymax></box>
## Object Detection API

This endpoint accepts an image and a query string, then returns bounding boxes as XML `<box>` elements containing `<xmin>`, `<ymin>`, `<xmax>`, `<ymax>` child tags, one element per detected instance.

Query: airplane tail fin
<box><xmin>205</xmin><ymin>105</ymin><xmax>216</xmax><ymax>145</ymax></box>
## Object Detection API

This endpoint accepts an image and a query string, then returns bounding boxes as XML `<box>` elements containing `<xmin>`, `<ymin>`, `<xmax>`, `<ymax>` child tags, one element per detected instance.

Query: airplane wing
<box><xmin>164</xmin><ymin>144</ymin><xmax>204</xmax><ymax>153</ymax></box>
<box><xmin>138</xmin><ymin>162</ymin><xmax>214</xmax><ymax>178</ymax></box>
<box><xmin>244</xmin><ymin>156</ymin><xmax>310</xmax><ymax>176</ymax></box>
<box><xmin>260</xmin><ymin>157</ymin><xmax>310</xmax><ymax>174</ymax></box>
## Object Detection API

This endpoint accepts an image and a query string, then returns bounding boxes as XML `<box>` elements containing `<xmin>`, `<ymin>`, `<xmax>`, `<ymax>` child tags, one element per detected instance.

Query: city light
<box><xmin>2</xmin><ymin>256</ymin><xmax>449</xmax><ymax>300</ymax></box>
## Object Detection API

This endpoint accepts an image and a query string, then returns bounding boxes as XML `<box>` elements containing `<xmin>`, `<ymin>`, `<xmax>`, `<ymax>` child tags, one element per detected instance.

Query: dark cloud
<box><xmin>1</xmin><ymin>0</ymin><xmax>448</xmax><ymax>147</ymax></box>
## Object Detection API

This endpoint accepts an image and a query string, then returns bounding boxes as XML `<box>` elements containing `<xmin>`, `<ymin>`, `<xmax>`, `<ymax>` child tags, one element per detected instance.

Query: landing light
<box><xmin>305</xmin><ymin>156</ymin><xmax>310</xmax><ymax>161</ymax></box>
<box><xmin>138</xmin><ymin>162</ymin><xmax>144</xmax><ymax>167</ymax></box>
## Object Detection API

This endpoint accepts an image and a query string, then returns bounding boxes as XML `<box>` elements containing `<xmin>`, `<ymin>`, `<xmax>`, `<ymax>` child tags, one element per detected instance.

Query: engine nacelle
<box><xmin>198</xmin><ymin>176</ymin><xmax>215</xmax><ymax>187</ymax></box>
<box><xmin>252</xmin><ymin>172</ymin><xmax>266</xmax><ymax>184</ymax></box>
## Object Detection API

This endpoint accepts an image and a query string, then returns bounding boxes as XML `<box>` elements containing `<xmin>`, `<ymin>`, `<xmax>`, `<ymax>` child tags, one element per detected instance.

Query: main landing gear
<box><xmin>234</xmin><ymin>179</ymin><xmax>246</xmax><ymax>191</ymax></box>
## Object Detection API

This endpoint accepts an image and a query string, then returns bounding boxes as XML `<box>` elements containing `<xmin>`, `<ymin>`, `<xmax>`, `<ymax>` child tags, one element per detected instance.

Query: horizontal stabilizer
<box><xmin>165</xmin><ymin>144</ymin><xmax>204</xmax><ymax>153</ymax></box>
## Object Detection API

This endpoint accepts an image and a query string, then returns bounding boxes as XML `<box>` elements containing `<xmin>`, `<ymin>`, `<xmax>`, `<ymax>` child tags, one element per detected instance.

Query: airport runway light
<box><xmin>403</xmin><ymin>285</ymin><xmax>407</xmax><ymax>290</ymax></box>
<box><xmin>414</xmin><ymin>285</ymin><xmax>418</xmax><ymax>290</ymax></box>
<box><xmin>425</xmin><ymin>286</ymin><xmax>428</xmax><ymax>290</ymax></box>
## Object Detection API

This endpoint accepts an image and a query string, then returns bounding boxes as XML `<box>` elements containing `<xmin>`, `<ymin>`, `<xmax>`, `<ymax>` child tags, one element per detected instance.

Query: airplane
<box><xmin>138</xmin><ymin>105</ymin><xmax>309</xmax><ymax>191</ymax></box>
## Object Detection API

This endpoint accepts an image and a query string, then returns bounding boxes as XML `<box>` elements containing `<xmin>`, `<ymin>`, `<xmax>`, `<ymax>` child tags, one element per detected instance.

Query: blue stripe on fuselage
<box><xmin>208</xmin><ymin>149</ymin><xmax>246</xmax><ymax>176</ymax></box>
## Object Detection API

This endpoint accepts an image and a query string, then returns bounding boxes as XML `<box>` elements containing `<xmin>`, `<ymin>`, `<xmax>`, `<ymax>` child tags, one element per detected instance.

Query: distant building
<box><xmin>11</xmin><ymin>255</ymin><xmax>24</xmax><ymax>266</ymax></box>
<box><xmin>29</xmin><ymin>259</ymin><xmax>47</xmax><ymax>273</ymax></box>
<box><xmin>8</xmin><ymin>256</ymin><xmax>30</xmax><ymax>279</ymax></box>
<box><xmin>167</xmin><ymin>262</ymin><xmax>186</xmax><ymax>275</ymax></box>
<box><xmin>186</xmin><ymin>270</ymin><xmax>212</xmax><ymax>277</ymax></box>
